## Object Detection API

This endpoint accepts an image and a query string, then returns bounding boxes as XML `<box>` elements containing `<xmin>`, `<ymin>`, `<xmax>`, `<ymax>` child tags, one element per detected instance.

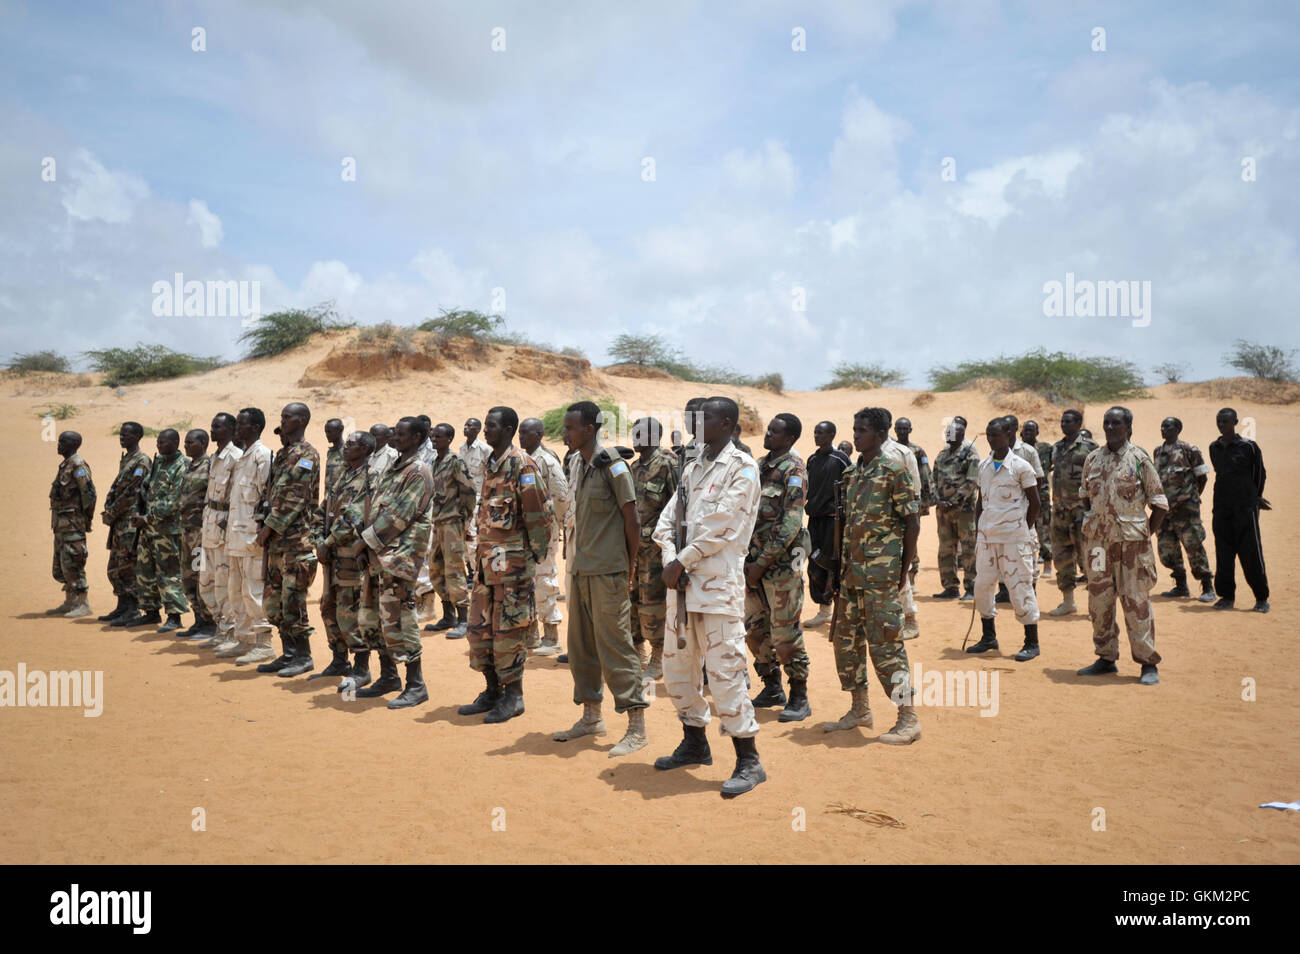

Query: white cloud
<box><xmin>186</xmin><ymin>199</ymin><xmax>223</xmax><ymax>248</ymax></box>
<box><xmin>721</xmin><ymin>141</ymin><xmax>798</xmax><ymax>195</ymax></box>
<box><xmin>60</xmin><ymin>149</ymin><xmax>148</xmax><ymax>224</ymax></box>
<box><xmin>952</xmin><ymin>150</ymin><xmax>1084</xmax><ymax>226</ymax></box>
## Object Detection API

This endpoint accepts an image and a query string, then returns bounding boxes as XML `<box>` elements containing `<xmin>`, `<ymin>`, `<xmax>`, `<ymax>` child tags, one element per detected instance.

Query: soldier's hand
<box><xmin>744</xmin><ymin>561</ymin><xmax>764</xmax><ymax>589</ymax></box>
<box><xmin>218</xmin><ymin>518</ymin><xmax>227</xmax><ymax>531</ymax></box>
<box><xmin>255</xmin><ymin>526</ymin><xmax>273</xmax><ymax>548</ymax></box>
<box><xmin>662</xmin><ymin>559</ymin><xmax>685</xmax><ymax>590</ymax></box>
<box><xmin>316</xmin><ymin>545</ymin><xmax>331</xmax><ymax>564</ymax></box>
<box><xmin>130</xmin><ymin>514</ymin><xmax>146</xmax><ymax>528</ymax></box>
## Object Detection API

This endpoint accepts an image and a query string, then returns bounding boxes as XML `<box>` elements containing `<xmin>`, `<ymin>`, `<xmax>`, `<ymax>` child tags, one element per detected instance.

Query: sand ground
<box><xmin>2</xmin><ymin>337</ymin><xmax>1297</xmax><ymax>864</ymax></box>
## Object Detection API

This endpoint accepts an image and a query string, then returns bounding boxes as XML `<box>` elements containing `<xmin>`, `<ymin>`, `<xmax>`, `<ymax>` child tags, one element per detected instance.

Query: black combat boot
<box><xmin>960</xmin><ymin>582</ymin><xmax>975</xmax><ymax>601</ymax></box>
<box><xmin>483</xmin><ymin>681</ymin><xmax>524</xmax><ymax>723</ymax></box>
<box><xmin>966</xmin><ymin>616</ymin><xmax>999</xmax><ymax>653</ymax></box>
<box><xmin>339</xmin><ymin>650</ymin><xmax>372</xmax><ymax>693</ymax></box>
<box><xmin>1076</xmin><ymin>658</ymin><xmax>1118</xmax><ymax>676</ymax></box>
<box><xmin>387</xmin><ymin>659</ymin><xmax>428</xmax><ymax>709</ymax></box>
<box><xmin>751</xmin><ymin>671</ymin><xmax>786</xmax><ymax>707</ymax></box>
<box><xmin>278</xmin><ymin>635</ymin><xmax>315</xmax><ymax>677</ymax></box>
<box><xmin>720</xmin><ymin>737</ymin><xmax>767</xmax><ymax>798</ymax></box>
<box><xmin>654</xmin><ymin>723</ymin><xmax>713</xmax><ymax>770</ymax></box>
<box><xmin>457</xmin><ymin>670</ymin><xmax>501</xmax><ymax>714</ymax></box>
<box><xmin>1160</xmin><ymin>570</ymin><xmax>1190</xmax><ymax>598</ymax></box>
<box><xmin>778</xmin><ymin>678</ymin><xmax>811</xmax><ymax>722</ymax></box>
<box><xmin>97</xmin><ymin>595</ymin><xmax>129</xmax><ymax>622</ymax></box>
<box><xmin>446</xmin><ymin>604</ymin><xmax>468</xmax><ymax>639</ymax></box>
<box><xmin>114</xmin><ymin>607</ymin><xmax>161</xmax><ymax>628</ymax></box>
<box><xmin>156</xmin><ymin>613</ymin><xmax>182</xmax><ymax>633</ymax></box>
<box><xmin>1014</xmin><ymin>623</ymin><xmax>1040</xmax><ymax>662</ymax></box>
<box><xmin>425</xmin><ymin>601</ymin><xmax>456</xmax><ymax>632</ymax></box>
<box><xmin>932</xmin><ymin>587</ymin><xmax>959</xmax><ymax>599</ymax></box>
<box><xmin>357</xmin><ymin>652</ymin><xmax>401</xmax><ymax>697</ymax></box>
<box><xmin>257</xmin><ymin>634</ymin><xmax>297</xmax><ymax>673</ymax></box>
<box><xmin>309</xmin><ymin>648</ymin><xmax>352</xmax><ymax>680</ymax></box>
<box><xmin>995</xmin><ymin>582</ymin><xmax>1010</xmax><ymax>603</ymax></box>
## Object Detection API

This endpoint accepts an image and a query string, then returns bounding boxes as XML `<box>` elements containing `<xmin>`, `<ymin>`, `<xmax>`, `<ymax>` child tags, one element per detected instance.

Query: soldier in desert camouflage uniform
<box><xmin>355</xmin><ymin>417</ymin><xmax>434</xmax><ymax>707</ymax></box>
<box><xmin>745</xmin><ymin>413</ymin><xmax>813</xmax><ymax>722</ymax></box>
<box><xmin>519</xmin><ymin>417</ymin><xmax>570</xmax><ymax>655</ymax></box>
<box><xmin>254</xmin><ymin>403</ymin><xmax>321</xmax><ymax>678</ymax></box>
<box><xmin>457</xmin><ymin>406</ymin><xmax>552</xmax><ymax>724</ymax></box>
<box><xmin>459</xmin><ymin>417</ymin><xmax>492</xmax><ymax>580</ymax></box>
<box><xmin>1076</xmin><ymin>407</ymin><xmax>1168</xmax><ymax>686</ymax></box>
<box><xmin>115</xmin><ymin>429</ymin><xmax>189</xmax><ymax>631</ymax></box>
<box><xmin>1153</xmin><ymin>417</ymin><xmax>1215</xmax><ymax>602</ymax></box>
<box><xmin>627</xmin><ymin>417</ymin><xmax>677</xmax><ymax>678</ymax></box>
<box><xmin>178</xmin><ymin>429</ymin><xmax>212</xmax><ymax>634</ymax></box>
<box><xmin>98</xmin><ymin>422</ymin><xmax>149</xmax><ymax>623</ymax></box>
<box><xmin>823</xmin><ymin>407</ymin><xmax>921</xmax><ymax>744</ymax></box>
<box><xmin>931</xmin><ymin>420</ymin><xmax>980</xmax><ymax>599</ymax></box>
<box><xmin>1048</xmin><ymin>409</ymin><xmax>1099</xmax><ymax>616</ymax></box>
<box><xmin>312</xmin><ymin>429</ymin><xmax>377</xmax><ymax>687</ymax></box>
<box><xmin>653</xmin><ymin>397</ymin><xmax>767</xmax><ymax>798</ymax></box>
<box><xmin>48</xmin><ymin>431</ymin><xmax>96</xmax><ymax>618</ymax></box>
<box><xmin>420</xmin><ymin>422</ymin><xmax>477</xmax><ymax>640</ymax></box>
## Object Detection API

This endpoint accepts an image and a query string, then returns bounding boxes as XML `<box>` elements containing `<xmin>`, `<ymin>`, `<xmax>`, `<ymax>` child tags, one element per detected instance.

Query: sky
<box><xmin>1</xmin><ymin>0</ymin><xmax>1298</xmax><ymax>389</ymax></box>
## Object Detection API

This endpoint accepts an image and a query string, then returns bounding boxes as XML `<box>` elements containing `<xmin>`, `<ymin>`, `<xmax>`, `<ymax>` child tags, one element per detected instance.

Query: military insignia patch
<box><xmin>609</xmin><ymin>460</ymin><xmax>629</xmax><ymax>477</ymax></box>
<box><xmin>520</xmin><ymin>473</ymin><xmax>536</xmax><ymax>486</ymax></box>
<box><xmin>788</xmin><ymin>475</ymin><xmax>803</xmax><ymax>487</ymax></box>
<box><xmin>75</xmin><ymin>469</ymin><xmax>85</xmax><ymax>477</ymax></box>
<box><xmin>133</xmin><ymin>468</ymin><xmax>144</xmax><ymax>476</ymax></box>
<box><xmin>297</xmin><ymin>458</ymin><xmax>314</xmax><ymax>470</ymax></box>
<box><xmin>740</xmin><ymin>466</ymin><xmax>757</xmax><ymax>482</ymax></box>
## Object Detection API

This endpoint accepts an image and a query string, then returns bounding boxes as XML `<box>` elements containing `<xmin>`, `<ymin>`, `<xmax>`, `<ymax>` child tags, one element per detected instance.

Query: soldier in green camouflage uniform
<box><xmin>117</xmin><ymin>429</ymin><xmax>189</xmax><ymax>630</ymax></box>
<box><xmin>1021</xmin><ymin>420</ymin><xmax>1054</xmax><ymax>569</ymax></box>
<box><xmin>323</xmin><ymin>418</ymin><xmax>344</xmax><ymax>494</ymax></box>
<box><xmin>895</xmin><ymin>417</ymin><xmax>933</xmax><ymax>587</ymax></box>
<box><xmin>1153</xmin><ymin>417</ymin><xmax>1214</xmax><ymax>601</ymax></box>
<box><xmin>1048</xmin><ymin>409</ymin><xmax>1099</xmax><ymax>615</ymax></box>
<box><xmin>98</xmin><ymin>422</ymin><xmax>149</xmax><ymax>622</ymax></box>
<box><xmin>745</xmin><ymin>413</ymin><xmax>813</xmax><ymax>721</ymax></box>
<box><xmin>628</xmin><ymin>417</ymin><xmax>678</xmax><ymax>679</ymax></box>
<box><xmin>48</xmin><ymin>431</ymin><xmax>96</xmax><ymax>617</ymax></box>
<box><xmin>179</xmin><ymin>429</ymin><xmax>212</xmax><ymax>632</ymax></box>
<box><xmin>254</xmin><ymin>403</ymin><xmax>321</xmax><ymax>678</ymax></box>
<box><xmin>426</xmin><ymin>423</ymin><xmax>476</xmax><ymax>637</ymax></box>
<box><xmin>313</xmin><ymin>430</ymin><xmax>379</xmax><ymax>689</ymax></box>
<box><xmin>358</xmin><ymin>417</ymin><xmax>435</xmax><ymax>708</ymax></box>
<box><xmin>457</xmin><ymin>406</ymin><xmax>552</xmax><ymax>724</ymax></box>
<box><xmin>824</xmin><ymin>407</ymin><xmax>921</xmax><ymax>744</ymax></box>
<box><xmin>931</xmin><ymin>420</ymin><xmax>980</xmax><ymax>598</ymax></box>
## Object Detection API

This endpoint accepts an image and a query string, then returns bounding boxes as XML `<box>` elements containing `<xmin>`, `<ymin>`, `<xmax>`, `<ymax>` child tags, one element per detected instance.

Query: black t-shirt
<box><xmin>806</xmin><ymin>448</ymin><xmax>852</xmax><ymax>517</ymax></box>
<box><xmin>1209</xmin><ymin>437</ymin><xmax>1265</xmax><ymax>512</ymax></box>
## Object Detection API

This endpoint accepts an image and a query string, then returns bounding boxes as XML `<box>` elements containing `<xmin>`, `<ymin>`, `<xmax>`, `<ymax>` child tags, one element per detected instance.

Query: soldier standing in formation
<box><xmin>1075</xmin><ymin>407</ymin><xmax>1167</xmax><ymax>685</ymax></box>
<box><xmin>653</xmin><ymin>397</ymin><xmax>766</xmax><ymax>798</ymax></box>
<box><xmin>459</xmin><ymin>416</ymin><xmax>492</xmax><ymax>581</ymax></box>
<box><xmin>177</xmin><ymin>429</ymin><xmax>212</xmax><ymax>636</ymax></box>
<box><xmin>894</xmin><ymin>417</ymin><xmax>934</xmax><ymax>591</ymax></box>
<box><xmin>422</xmin><ymin>422</ymin><xmax>477</xmax><ymax>639</ymax></box>
<box><xmin>931</xmin><ymin>418</ymin><xmax>980</xmax><ymax>600</ymax></box>
<box><xmin>323</xmin><ymin>418</ymin><xmax>345</xmax><ymax>494</ymax></box>
<box><xmin>48</xmin><ymin>431</ymin><xmax>96</xmax><ymax>618</ymax></box>
<box><xmin>368</xmin><ymin>423</ymin><xmax>398</xmax><ymax>478</ymax></box>
<box><xmin>1209</xmin><ymin>407</ymin><xmax>1270</xmax><ymax>612</ymax></box>
<box><xmin>1153</xmin><ymin>417</ymin><xmax>1215</xmax><ymax>602</ymax></box>
<box><xmin>1020</xmin><ymin>420</ymin><xmax>1054</xmax><ymax>576</ymax></box>
<box><xmin>457</xmin><ymin>407</ymin><xmax>551</xmax><ymax>724</ymax></box>
<box><xmin>627</xmin><ymin>417</ymin><xmax>678</xmax><ymax>679</ymax></box>
<box><xmin>98</xmin><ymin>422</ymin><xmax>149</xmax><ymax>623</ymax></box>
<box><xmin>823</xmin><ymin>407</ymin><xmax>921</xmax><ymax>744</ymax></box>
<box><xmin>518</xmin><ymin>417</ymin><xmax>570</xmax><ymax>655</ymax></box>
<box><xmin>116</xmin><ymin>428</ymin><xmax>189</xmax><ymax>631</ymax></box>
<box><xmin>193</xmin><ymin>412</ymin><xmax>241</xmax><ymax>644</ymax></box>
<box><xmin>804</xmin><ymin>421</ymin><xmax>851</xmax><ymax>628</ymax></box>
<box><xmin>221</xmin><ymin>408</ymin><xmax>273</xmax><ymax>662</ymax></box>
<box><xmin>745</xmin><ymin>413</ymin><xmax>813</xmax><ymax>722</ymax></box>
<box><xmin>1047</xmin><ymin>409</ymin><xmax>1098</xmax><ymax>617</ymax></box>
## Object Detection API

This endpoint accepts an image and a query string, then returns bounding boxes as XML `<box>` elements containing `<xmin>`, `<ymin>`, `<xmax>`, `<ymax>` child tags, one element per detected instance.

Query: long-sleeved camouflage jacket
<box><xmin>261</xmin><ymin>439</ymin><xmax>321</xmax><ymax>556</ymax></box>
<box><xmin>932</xmin><ymin>442</ymin><xmax>981</xmax><ymax>511</ymax></box>
<box><xmin>102</xmin><ymin>448</ymin><xmax>150</xmax><ymax>526</ymax></box>
<box><xmin>631</xmin><ymin>448</ymin><xmax>678</xmax><ymax>547</ymax></box>
<box><xmin>51</xmin><ymin>453</ymin><xmax>96</xmax><ymax>538</ymax></box>
<box><xmin>313</xmin><ymin>461</ymin><xmax>373</xmax><ymax>584</ymax></box>
<box><xmin>430</xmin><ymin>450</ymin><xmax>477</xmax><ymax>525</ymax></box>
<box><xmin>142</xmin><ymin>452</ymin><xmax>187</xmax><ymax>535</ymax></box>
<box><xmin>475</xmin><ymin>445</ymin><xmax>552</xmax><ymax>584</ymax></box>
<box><xmin>324</xmin><ymin>445</ymin><xmax>344</xmax><ymax>496</ymax></box>
<box><xmin>840</xmin><ymin>451</ymin><xmax>917</xmax><ymax>590</ymax></box>
<box><xmin>747</xmin><ymin>449</ymin><xmax>810</xmax><ymax>573</ymax></box>
<box><xmin>906</xmin><ymin>441</ymin><xmax>936</xmax><ymax>508</ymax></box>
<box><xmin>361</xmin><ymin>452</ymin><xmax>434</xmax><ymax>580</ymax></box>
<box><xmin>180</xmin><ymin>455</ymin><xmax>210</xmax><ymax>533</ymax></box>
<box><xmin>1153</xmin><ymin>439</ymin><xmax>1208</xmax><ymax>510</ymax></box>
<box><xmin>1051</xmin><ymin>432</ymin><xmax>1099</xmax><ymax>507</ymax></box>
<box><xmin>1082</xmin><ymin>440</ymin><xmax>1168</xmax><ymax>544</ymax></box>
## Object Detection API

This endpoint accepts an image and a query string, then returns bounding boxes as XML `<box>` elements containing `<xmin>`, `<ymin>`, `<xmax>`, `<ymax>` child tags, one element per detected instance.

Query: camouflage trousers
<box><xmin>263</xmin><ymin>547</ymin><xmax>317</xmax><ymax>641</ymax></box>
<box><xmin>1083</xmin><ymin>538</ymin><xmax>1160</xmax><ymax>666</ymax></box>
<box><xmin>535</xmin><ymin>533</ymin><xmax>562</xmax><ymax>625</ymax></box>
<box><xmin>743</xmin><ymin>564</ymin><xmax>809</xmax><ymax>681</ymax></box>
<box><xmin>468</xmin><ymin>573</ymin><xmax>535</xmax><ymax>686</ymax></box>
<box><xmin>628</xmin><ymin>540</ymin><xmax>666</xmax><ymax>646</ymax></box>
<box><xmin>105</xmin><ymin>520</ymin><xmax>140</xmax><ymax>598</ymax></box>
<box><xmin>52</xmin><ymin>533</ymin><xmax>89</xmax><ymax>595</ymax></box>
<box><xmin>200</xmin><ymin>544</ymin><xmax>235</xmax><ymax>639</ymax></box>
<box><xmin>833</xmin><ymin>583</ymin><xmax>912</xmax><ymax>700</ymax></box>
<box><xmin>429</xmin><ymin>519</ymin><xmax>470</xmax><ymax>608</ymax></box>
<box><xmin>377</xmin><ymin>572</ymin><xmax>421</xmax><ymax>663</ymax></box>
<box><xmin>358</xmin><ymin>562</ymin><xmax>385</xmax><ymax>651</ymax></box>
<box><xmin>1156</xmin><ymin>504</ymin><xmax>1212</xmax><ymax>582</ymax></box>
<box><xmin>321</xmin><ymin>556</ymin><xmax>376</xmax><ymax>653</ymax></box>
<box><xmin>1036</xmin><ymin>486</ymin><xmax>1052</xmax><ymax>561</ymax></box>
<box><xmin>974</xmin><ymin>537</ymin><xmax>1040</xmax><ymax>625</ymax></box>
<box><xmin>181</xmin><ymin>526</ymin><xmax>211</xmax><ymax>624</ymax></box>
<box><xmin>935</xmin><ymin>507</ymin><xmax>976</xmax><ymax>589</ymax></box>
<box><xmin>135</xmin><ymin>525</ymin><xmax>188</xmax><ymax>615</ymax></box>
<box><xmin>662</xmin><ymin>600</ymin><xmax>759</xmax><ymax>738</ymax></box>
<box><xmin>1050</xmin><ymin>502</ymin><xmax>1088</xmax><ymax>591</ymax></box>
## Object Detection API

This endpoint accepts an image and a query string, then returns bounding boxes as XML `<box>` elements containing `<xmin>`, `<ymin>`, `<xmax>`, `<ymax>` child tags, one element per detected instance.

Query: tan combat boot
<box><xmin>553</xmin><ymin>701</ymin><xmax>607</xmax><ymax>741</ymax></box>
<box><xmin>525</xmin><ymin>623</ymin><xmax>541</xmax><ymax>650</ymax></box>
<box><xmin>215</xmin><ymin>638</ymin><xmax>249</xmax><ymax>658</ymax></box>
<box><xmin>901</xmin><ymin>613</ymin><xmax>920</xmax><ymax>640</ymax></box>
<box><xmin>63</xmin><ymin>593</ymin><xmax>92</xmax><ymax>618</ymax></box>
<box><xmin>533</xmin><ymin>622</ymin><xmax>562</xmax><ymax>656</ymax></box>
<box><xmin>46</xmin><ymin>593</ymin><xmax>75</xmax><ymax>615</ymax></box>
<box><xmin>804</xmin><ymin>605</ymin><xmax>832</xmax><ymax>628</ymax></box>
<box><xmin>608</xmin><ymin>708</ymin><xmax>648</xmax><ymax>757</ymax></box>
<box><xmin>1047</xmin><ymin>591</ymin><xmax>1076</xmax><ymax>617</ymax></box>
<box><xmin>644</xmin><ymin>643</ymin><xmax>664</xmax><ymax>680</ymax></box>
<box><xmin>878</xmin><ymin>705</ymin><xmax>922</xmax><ymax>745</ymax></box>
<box><xmin>236</xmin><ymin>633</ymin><xmax>275</xmax><ymax>665</ymax></box>
<box><xmin>822</xmin><ymin>688</ymin><xmax>872</xmax><ymax>732</ymax></box>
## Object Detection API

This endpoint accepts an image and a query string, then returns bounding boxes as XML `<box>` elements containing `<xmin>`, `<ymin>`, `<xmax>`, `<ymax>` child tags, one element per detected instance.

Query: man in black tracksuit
<box><xmin>1208</xmin><ymin>407</ymin><xmax>1269</xmax><ymax>612</ymax></box>
<box><xmin>803</xmin><ymin>421</ymin><xmax>852</xmax><ymax>628</ymax></box>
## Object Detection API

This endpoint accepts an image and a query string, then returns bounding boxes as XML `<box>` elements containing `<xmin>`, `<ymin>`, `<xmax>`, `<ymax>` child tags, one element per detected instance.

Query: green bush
<box><xmin>355</xmin><ymin>322</ymin><xmax>416</xmax><ymax>354</ymax></box>
<box><xmin>8</xmin><ymin>350</ymin><xmax>71</xmax><ymax>375</ymax></box>
<box><xmin>84</xmin><ymin>345</ymin><xmax>222</xmax><ymax>387</ymax></box>
<box><xmin>1151</xmin><ymin>361</ymin><xmax>1188</xmax><ymax>384</ymax></box>
<box><xmin>540</xmin><ymin>397</ymin><xmax>625</xmax><ymax>441</ymax></box>
<box><xmin>38</xmin><ymin>403</ymin><xmax>78</xmax><ymax>420</ymax></box>
<box><xmin>821</xmin><ymin>362</ymin><xmax>906</xmax><ymax>390</ymax></box>
<box><xmin>239</xmin><ymin>301</ymin><xmax>353</xmax><ymax>359</ymax></box>
<box><xmin>753</xmin><ymin>372</ymin><xmax>784</xmax><ymax>393</ymax></box>
<box><xmin>1224</xmin><ymin>339</ymin><xmax>1297</xmax><ymax>383</ymax></box>
<box><xmin>418</xmin><ymin>308</ymin><xmax>506</xmax><ymax>341</ymax></box>
<box><xmin>929</xmin><ymin>349</ymin><xmax>1148</xmax><ymax>404</ymax></box>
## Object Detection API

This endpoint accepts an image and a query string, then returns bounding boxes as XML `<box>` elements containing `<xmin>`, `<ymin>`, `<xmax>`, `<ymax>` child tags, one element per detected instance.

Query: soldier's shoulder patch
<box><xmin>609</xmin><ymin>459</ymin><xmax>629</xmax><ymax>477</ymax></box>
<box><xmin>787</xmin><ymin>474</ymin><xmax>803</xmax><ymax>487</ymax></box>
<box><xmin>75</xmin><ymin>468</ymin><xmax>85</xmax><ymax>477</ymax></box>
<box><xmin>297</xmin><ymin>458</ymin><xmax>314</xmax><ymax>470</ymax></box>
<box><xmin>919</xmin><ymin>456</ymin><xmax>928</xmax><ymax>464</ymax></box>
<box><xmin>740</xmin><ymin>466</ymin><xmax>757</xmax><ymax>483</ymax></box>
<box><xmin>520</xmin><ymin>473</ymin><xmax>536</xmax><ymax>486</ymax></box>
<box><xmin>132</xmin><ymin>467</ymin><xmax>144</xmax><ymax>477</ymax></box>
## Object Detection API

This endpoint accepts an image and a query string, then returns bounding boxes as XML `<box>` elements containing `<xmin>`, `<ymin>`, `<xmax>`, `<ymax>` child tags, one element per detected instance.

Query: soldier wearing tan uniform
<box><xmin>653</xmin><ymin>397</ymin><xmax>766</xmax><ymax>798</ymax></box>
<box><xmin>220</xmin><ymin>408</ymin><xmax>274</xmax><ymax>662</ymax></box>
<box><xmin>459</xmin><ymin>418</ymin><xmax>492</xmax><ymax>578</ymax></box>
<box><xmin>519</xmin><ymin>418</ymin><xmax>570</xmax><ymax>656</ymax></box>
<box><xmin>1076</xmin><ymin>407</ymin><xmax>1168</xmax><ymax>686</ymax></box>
<box><xmin>195</xmin><ymin>413</ymin><xmax>241</xmax><ymax>643</ymax></box>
